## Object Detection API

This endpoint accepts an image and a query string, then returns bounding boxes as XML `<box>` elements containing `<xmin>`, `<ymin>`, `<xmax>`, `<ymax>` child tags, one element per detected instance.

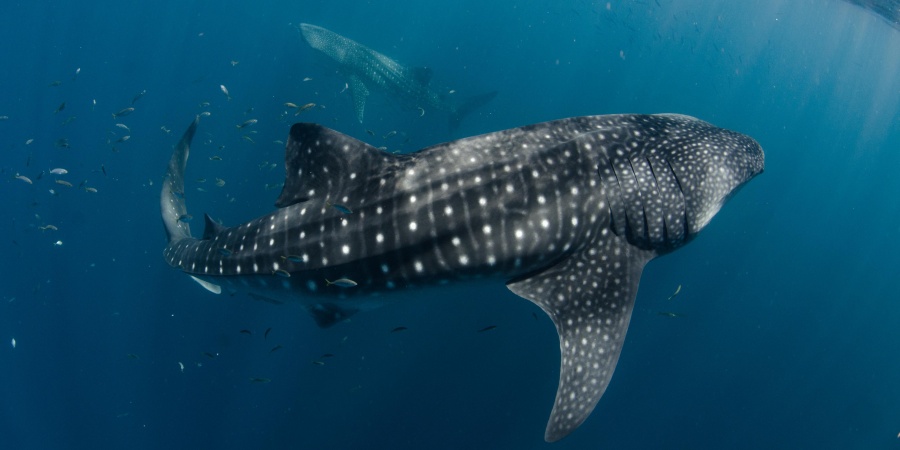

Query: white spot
<box><xmin>444</xmin><ymin>205</ymin><xmax>453</xmax><ymax>216</ymax></box>
<box><xmin>409</xmin><ymin>221</ymin><xmax>417</xmax><ymax>231</ymax></box>
<box><xmin>515</xmin><ymin>229</ymin><xmax>524</xmax><ymax>239</ymax></box>
<box><xmin>458</xmin><ymin>255</ymin><xmax>469</xmax><ymax>265</ymax></box>
<box><xmin>414</xmin><ymin>261</ymin><xmax>424</xmax><ymax>272</ymax></box>
<box><xmin>482</xmin><ymin>225</ymin><xmax>492</xmax><ymax>235</ymax></box>
<box><xmin>376</xmin><ymin>233</ymin><xmax>384</xmax><ymax>243</ymax></box>
<box><xmin>342</xmin><ymin>245</ymin><xmax>350</xmax><ymax>255</ymax></box>
<box><xmin>479</xmin><ymin>197</ymin><xmax>487</xmax><ymax>206</ymax></box>
<box><xmin>541</xmin><ymin>219</ymin><xmax>550</xmax><ymax>229</ymax></box>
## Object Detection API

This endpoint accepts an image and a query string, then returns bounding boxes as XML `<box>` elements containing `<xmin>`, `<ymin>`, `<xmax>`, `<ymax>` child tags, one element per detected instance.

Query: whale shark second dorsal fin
<box><xmin>507</xmin><ymin>233</ymin><xmax>655</xmax><ymax>442</ymax></box>
<box><xmin>275</xmin><ymin>123</ymin><xmax>400</xmax><ymax>208</ymax></box>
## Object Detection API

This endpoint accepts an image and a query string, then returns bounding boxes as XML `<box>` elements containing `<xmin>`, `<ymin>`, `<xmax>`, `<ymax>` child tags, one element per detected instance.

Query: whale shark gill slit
<box><xmin>160</xmin><ymin>114</ymin><xmax>764</xmax><ymax>442</ymax></box>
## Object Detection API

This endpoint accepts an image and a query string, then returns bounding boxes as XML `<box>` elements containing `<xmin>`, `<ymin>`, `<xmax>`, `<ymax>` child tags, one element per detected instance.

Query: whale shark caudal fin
<box><xmin>449</xmin><ymin>90</ymin><xmax>498</xmax><ymax>129</ymax></box>
<box><xmin>160</xmin><ymin>115</ymin><xmax>199</xmax><ymax>244</ymax></box>
<box><xmin>507</xmin><ymin>234</ymin><xmax>654</xmax><ymax>442</ymax></box>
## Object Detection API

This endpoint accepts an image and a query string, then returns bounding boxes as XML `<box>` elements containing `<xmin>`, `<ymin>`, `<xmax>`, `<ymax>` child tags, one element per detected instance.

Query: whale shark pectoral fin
<box><xmin>507</xmin><ymin>236</ymin><xmax>654</xmax><ymax>442</ymax></box>
<box><xmin>412</xmin><ymin>66</ymin><xmax>433</xmax><ymax>85</ymax></box>
<box><xmin>190</xmin><ymin>275</ymin><xmax>222</xmax><ymax>294</ymax></box>
<box><xmin>275</xmin><ymin>123</ymin><xmax>399</xmax><ymax>208</ymax></box>
<box><xmin>348</xmin><ymin>74</ymin><xmax>369</xmax><ymax>123</ymax></box>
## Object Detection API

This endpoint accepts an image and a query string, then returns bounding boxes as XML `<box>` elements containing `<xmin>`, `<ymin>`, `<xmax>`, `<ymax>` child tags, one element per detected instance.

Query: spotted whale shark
<box><xmin>160</xmin><ymin>114</ymin><xmax>764</xmax><ymax>441</ymax></box>
<box><xmin>299</xmin><ymin>23</ymin><xmax>497</xmax><ymax>126</ymax></box>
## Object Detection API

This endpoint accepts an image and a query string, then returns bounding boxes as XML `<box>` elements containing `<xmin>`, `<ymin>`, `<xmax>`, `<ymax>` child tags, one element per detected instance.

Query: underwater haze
<box><xmin>2</xmin><ymin>0</ymin><xmax>899</xmax><ymax>449</ymax></box>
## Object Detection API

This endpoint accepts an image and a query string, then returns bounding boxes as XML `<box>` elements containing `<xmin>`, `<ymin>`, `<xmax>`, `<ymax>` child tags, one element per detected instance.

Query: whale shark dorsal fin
<box><xmin>507</xmin><ymin>235</ymin><xmax>654</xmax><ymax>442</ymax></box>
<box><xmin>201</xmin><ymin>213</ymin><xmax>225</xmax><ymax>240</ymax></box>
<box><xmin>275</xmin><ymin>123</ymin><xmax>398</xmax><ymax>208</ymax></box>
<box><xmin>348</xmin><ymin>74</ymin><xmax>369</xmax><ymax>123</ymax></box>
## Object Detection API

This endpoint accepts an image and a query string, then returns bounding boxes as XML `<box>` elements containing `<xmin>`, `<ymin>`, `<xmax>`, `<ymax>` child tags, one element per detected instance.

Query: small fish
<box><xmin>25</xmin><ymin>139</ymin><xmax>34</xmax><ymax>145</ymax></box>
<box><xmin>39</xmin><ymin>225</ymin><xmax>58</xmax><ymax>231</ymax></box>
<box><xmin>339</xmin><ymin>83</ymin><xmax>349</xmax><ymax>93</ymax></box>
<box><xmin>282</xmin><ymin>255</ymin><xmax>303</xmax><ymax>263</ymax></box>
<box><xmin>219</xmin><ymin>84</ymin><xmax>231</xmax><ymax>100</ymax></box>
<box><xmin>365</xmin><ymin>129</ymin><xmax>375</xmax><ymax>136</ymax></box>
<box><xmin>236</xmin><ymin>119</ymin><xmax>257</xmax><ymax>129</ymax></box>
<box><xmin>50</xmin><ymin>168</ymin><xmax>68</xmax><ymax>175</ymax></box>
<box><xmin>667</xmin><ymin>284</ymin><xmax>682</xmax><ymax>300</ymax></box>
<box><xmin>264</xmin><ymin>327</ymin><xmax>272</xmax><ymax>339</ymax></box>
<box><xmin>284</xmin><ymin>102</ymin><xmax>298</xmax><ymax>108</ymax></box>
<box><xmin>55</xmin><ymin>138</ymin><xmax>70</xmax><ymax>149</ymax></box>
<box><xmin>327</xmin><ymin>202</ymin><xmax>352</xmax><ymax>214</ymax></box>
<box><xmin>112</xmin><ymin>107</ymin><xmax>134</xmax><ymax>119</ymax></box>
<box><xmin>73</xmin><ymin>67</ymin><xmax>80</xmax><ymax>78</ymax></box>
<box><xmin>215</xmin><ymin>178</ymin><xmax>225</xmax><ymax>187</ymax></box>
<box><xmin>417</xmin><ymin>107</ymin><xmax>425</xmax><ymax>117</ymax></box>
<box><xmin>382</xmin><ymin>130</ymin><xmax>397</xmax><ymax>139</ymax></box>
<box><xmin>326</xmin><ymin>278</ymin><xmax>357</xmax><ymax>287</ymax></box>
<box><xmin>217</xmin><ymin>247</ymin><xmax>232</xmax><ymax>256</ymax></box>
<box><xmin>295</xmin><ymin>103</ymin><xmax>315</xmax><ymax>115</ymax></box>
<box><xmin>273</xmin><ymin>140</ymin><xmax>284</xmax><ymax>145</ymax></box>
<box><xmin>61</xmin><ymin>115</ymin><xmax>77</xmax><ymax>125</ymax></box>
<box><xmin>321</xmin><ymin>353</ymin><xmax>335</xmax><ymax>358</ymax></box>
<box><xmin>242</xmin><ymin>135</ymin><xmax>255</xmax><ymax>144</ymax></box>
<box><xmin>115</xmin><ymin>135</ymin><xmax>131</xmax><ymax>143</ymax></box>
<box><xmin>273</xmin><ymin>269</ymin><xmax>291</xmax><ymax>278</ymax></box>
<box><xmin>131</xmin><ymin>90</ymin><xmax>146</xmax><ymax>104</ymax></box>
<box><xmin>231</xmin><ymin>60</ymin><xmax>239</xmax><ymax>66</ymax></box>
<box><xmin>126</xmin><ymin>353</ymin><xmax>139</xmax><ymax>359</ymax></box>
<box><xmin>657</xmin><ymin>311</ymin><xmax>684</xmax><ymax>318</ymax></box>
<box><xmin>270</xmin><ymin>345</ymin><xmax>283</xmax><ymax>353</ymax></box>
<box><xmin>199</xmin><ymin>111</ymin><xmax>211</xmax><ymax>117</ymax></box>
<box><xmin>311</xmin><ymin>360</ymin><xmax>325</xmax><ymax>366</ymax></box>
<box><xmin>196</xmin><ymin>178</ymin><xmax>206</xmax><ymax>183</ymax></box>
<box><xmin>199</xmin><ymin>101</ymin><xmax>211</xmax><ymax>108</ymax></box>
<box><xmin>178</xmin><ymin>214</ymin><xmax>193</xmax><ymax>222</ymax></box>
<box><xmin>83</xmin><ymin>187</ymin><xmax>98</xmax><ymax>193</ymax></box>
<box><xmin>178</xmin><ymin>361</ymin><xmax>184</xmax><ymax>372</ymax></box>
<box><xmin>203</xmin><ymin>352</ymin><xmax>217</xmax><ymax>358</ymax></box>
<box><xmin>239</xmin><ymin>329</ymin><xmax>252</xmax><ymax>335</ymax></box>
<box><xmin>160</xmin><ymin>126</ymin><xmax>171</xmax><ymax>134</ymax></box>
<box><xmin>250</xmin><ymin>377</ymin><xmax>271</xmax><ymax>383</ymax></box>
<box><xmin>49</xmin><ymin>80</ymin><xmax>62</xmax><ymax>87</ymax></box>
<box><xmin>209</xmin><ymin>155</ymin><xmax>222</xmax><ymax>161</ymax></box>
<box><xmin>390</xmin><ymin>326</ymin><xmax>408</xmax><ymax>333</ymax></box>
<box><xmin>55</xmin><ymin>180</ymin><xmax>73</xmax><ymax>187</ymax></box>
<box><xmin>477</xmin><ymin>325</ymin><xmax>498</xmax><ymax>333</ymax></box>
<box><xmin>303</xmin><ymin>77</ymin><xmax>313</xmax><ymax>82</ymax></box>
<box><xmin>115</xmin><ymin>123</ymin><xmax>130</xmax><ymax>132</ymax></box>
<box><xmin>10</xmin><ymin>338</ymin><xmax>15</xmax><ymax>349</ymax></box>
<box><xmin>15</xmin><ymin>174</ymin><xmax>32</xmax><ymax>184</ymax></box>
<box><xmin>54</xmin><ymin>102</ymin><xmax>66</xmax><ymax>114</ymax></box>
<box><xmin>53</xmin><ymin>240</ymin><xmax>63</xmax><ymax>246</ymax></box>
<box><xmin>101</xmin><ymin>165</ymin><xmax>107</xmax><ymax>176</ymax></box>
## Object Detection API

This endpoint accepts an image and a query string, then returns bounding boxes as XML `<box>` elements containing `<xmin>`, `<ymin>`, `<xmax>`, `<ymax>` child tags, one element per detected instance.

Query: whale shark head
<box><xmin>656</xmin><ymin>114</ymin><xmax>764</xmax><ymax>235</ymax></box>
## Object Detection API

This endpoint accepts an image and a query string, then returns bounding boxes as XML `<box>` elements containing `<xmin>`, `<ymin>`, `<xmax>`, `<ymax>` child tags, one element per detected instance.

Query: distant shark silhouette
<box><xmin>299</xmin><ymin>23</ymin><xmax>497</xmax><ymax>127</ymax></box>
<box><xmin>161</xmin><ymin>114</ymin><xmax>764</xmax><ymax>441</ymax></box>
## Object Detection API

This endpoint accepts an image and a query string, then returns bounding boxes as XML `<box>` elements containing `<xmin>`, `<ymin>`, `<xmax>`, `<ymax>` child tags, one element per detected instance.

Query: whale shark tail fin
<box><xmin>160</xmin><ymin>115</ymin><xmax>200</xmax><ymax>244</ymax></box>
<box><xmin>449</xmin><ymin>91</ymin><xmax>498</xmax><ymax>129</ymax></box>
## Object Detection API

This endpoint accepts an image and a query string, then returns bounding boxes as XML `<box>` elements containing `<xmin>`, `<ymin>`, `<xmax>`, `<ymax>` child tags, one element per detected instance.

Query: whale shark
<box><xmin>299</xmin><ymin>23</ymin><xmax>497</xmax><ymax>126</ymax></box>
<box><xmin>160</xmin><ymin>114</ymin><xmax>764</xmax><ymax>441</ymax></box>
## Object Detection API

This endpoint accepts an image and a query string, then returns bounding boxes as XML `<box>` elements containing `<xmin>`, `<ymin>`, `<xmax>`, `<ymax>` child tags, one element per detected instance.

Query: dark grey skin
<box><xmin>161</xmin><ymin>114</ymin><xmax>764</xmax><ymax>442</ymax></box>
<box><xmin>299</xmin><ymin>23</ymin><xmax>496</xmax><ymax>126</ymax></box>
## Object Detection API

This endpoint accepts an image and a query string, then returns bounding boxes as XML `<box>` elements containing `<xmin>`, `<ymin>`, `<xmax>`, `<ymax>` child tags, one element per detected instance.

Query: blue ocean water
<box><xmin>1</xmin><ymin>0</ymin><xmax>899</xmax><ymax>448</ymax></box>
